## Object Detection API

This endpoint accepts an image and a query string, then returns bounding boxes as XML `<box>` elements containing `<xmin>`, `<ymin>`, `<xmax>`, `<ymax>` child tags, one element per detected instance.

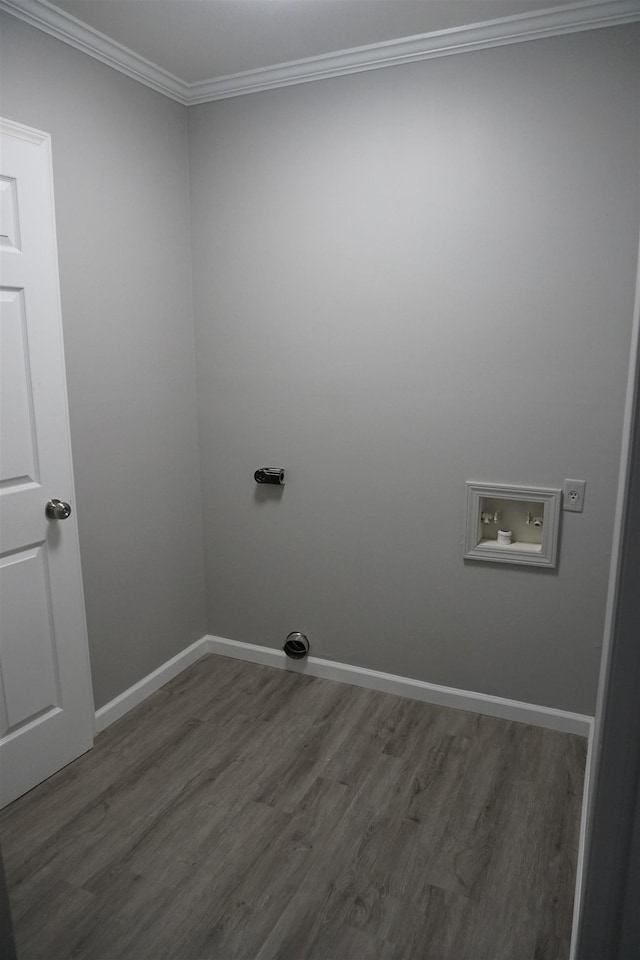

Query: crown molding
<box><xmin>0</xmin><ymin>116</ymin><xmax>50</xmax><ymax>145</ymax></box>
<box><xmin>186</xmin><ymin>0</ymin><xmax>640</xmax><ymax>103</ymax></box>
<box><xmin>0</xmin><ymin>0</ymin><xmax>190</xmax><ymax>103</ymax></box>
<box><xmin>1</xmin><ymin>0</ymin><xmax>639</xmax><ymax>105</ymax></box>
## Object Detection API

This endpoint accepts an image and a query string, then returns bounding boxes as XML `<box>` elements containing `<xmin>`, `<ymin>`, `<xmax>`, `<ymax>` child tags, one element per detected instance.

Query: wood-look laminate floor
<box><xmin>0</xmin><ymin>655</ymin><xmax>586</xmax><ymax>960</ymax></box>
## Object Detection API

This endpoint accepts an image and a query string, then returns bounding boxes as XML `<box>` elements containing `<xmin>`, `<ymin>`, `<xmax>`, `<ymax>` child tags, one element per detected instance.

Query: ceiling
<box><xmin>3</xmin><ymin>0</ymin><xmax>637</xmax><ymax>102</ymax></box>
<box><xmin>36</xmin><ymin>0</ymin><xmax>583</xmax><ymax>83</ymax></box>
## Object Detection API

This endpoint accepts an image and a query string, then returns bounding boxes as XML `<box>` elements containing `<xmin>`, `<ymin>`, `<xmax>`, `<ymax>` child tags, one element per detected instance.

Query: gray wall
<box><xmin>0</xmin><ymin>15</ymin><xmax>207</xmax><ymax>708</ymax></box>
<box><xmin>189</xmin><ymin>25</ymin><xmax>639</xmax><ymax>715</ymax></box>
<box><xmin>1</xmin><ymin>15</ymin><xmax>637</xmax><ymax>717</ymax></box>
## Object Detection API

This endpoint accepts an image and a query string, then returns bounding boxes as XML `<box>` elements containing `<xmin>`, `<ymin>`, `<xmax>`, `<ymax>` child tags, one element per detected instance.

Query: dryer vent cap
<box><xmin>283</xmin><ymin>632</ymin><xmax>309</xmax><ymax>659</ymax></box>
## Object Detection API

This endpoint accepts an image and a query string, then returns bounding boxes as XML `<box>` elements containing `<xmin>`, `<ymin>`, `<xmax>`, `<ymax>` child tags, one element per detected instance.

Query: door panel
<box><xmin>0</xmin><ymin>118</ymin><xmax>94</xmax><ymax>808</ymax></box>
<box><xmin>0</xmin><ymin>546</ymin><xmax>59</xmax><ymax>734</ymax></box>
<box><xmin>0</xmin><ymin>176</ymin><xmax>20</xmax><ymax>252</ymax></box>
<box><xmin>1</xmin><ymin>289</ymin><xmax>38</xmax><ymax>484</ymax></box>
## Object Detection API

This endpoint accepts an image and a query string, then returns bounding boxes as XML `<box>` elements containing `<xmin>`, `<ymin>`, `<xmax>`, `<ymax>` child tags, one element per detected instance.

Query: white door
<box><xmin>0</xmin><ymin>118</ymin><xmax>94</xmax><ymax>809</ymax></box>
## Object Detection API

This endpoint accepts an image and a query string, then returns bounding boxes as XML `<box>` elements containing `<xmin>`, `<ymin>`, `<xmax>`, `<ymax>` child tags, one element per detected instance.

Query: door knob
<box><xmin>45</xmin><ymin>499</ymin><xmax>72</xmax><ymax>520</ymax></box>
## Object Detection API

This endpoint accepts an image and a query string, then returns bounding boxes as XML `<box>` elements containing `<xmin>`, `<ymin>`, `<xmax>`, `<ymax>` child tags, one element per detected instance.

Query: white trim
<box><xmin>1</xmin><ymin>0</ymin><xmax>638</xmax><ymax>105</ymax></box>
<box><xmin>94</xmin><ymin>636</ymin><xmax>209</xmax><ymax>733</ymax></box>
<box><xmin>0</xmin><ymin>116</ymin><xmax>49</xmax><ymax>145</ymax></box>
<box><xmin>0</xmin><ymin>0</ymin><xmax>189</xmax><ymax>104</ymax></box>
<box><xmin>205</xmin><ymin>635</ymin><xmax>593</xmax><ymax>737</ymax></box>
<box><xmin>94</xmin><ymin>632</ymin><xmax>593</xmax><ymax>736</ymax></box>
<box><xmin>185</xmin><ymin>0</ymin><xmax>640</xmax><ymax>103</ymax></box>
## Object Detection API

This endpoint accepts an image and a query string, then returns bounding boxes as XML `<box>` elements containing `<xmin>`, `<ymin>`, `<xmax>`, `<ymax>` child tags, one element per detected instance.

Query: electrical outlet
<box><xmin>563</xmin><ymin>479</ymin><xmax>586</xmax><ymax>513</ymax></box>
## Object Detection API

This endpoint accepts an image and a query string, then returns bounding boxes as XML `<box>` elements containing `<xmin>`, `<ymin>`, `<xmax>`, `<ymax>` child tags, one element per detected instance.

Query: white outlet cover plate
<box><xmin>563</xmin><ymin>478</ymin><xmax>586</xmax><ymax>512</ymax></box>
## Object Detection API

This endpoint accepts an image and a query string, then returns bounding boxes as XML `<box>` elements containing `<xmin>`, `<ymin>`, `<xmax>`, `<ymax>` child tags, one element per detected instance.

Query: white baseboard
<box><xmin>95</xmin><ymin>632</ymin><xmax>593</xmax><ymax>738</ymax></box>
<box><xmin>94</xmin><ymin>628</ymin><xmax>592</xmax><ymax>960</ymax></box>
<box><xmin>205</xmin><ymin>635</ymin><xmax>593</xmax><ymax>737</ymax></box>
<box><xmin>94</xmin><ymin>636</ymin><xmax>210</xmax><ymax>733</ymax></box>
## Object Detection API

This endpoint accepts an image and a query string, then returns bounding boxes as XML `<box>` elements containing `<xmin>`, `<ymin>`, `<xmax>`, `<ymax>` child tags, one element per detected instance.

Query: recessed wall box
<box><xmin>464</xmin><ymin>482</ymin><xmax>561</xmax><ymax>567</ymax></box>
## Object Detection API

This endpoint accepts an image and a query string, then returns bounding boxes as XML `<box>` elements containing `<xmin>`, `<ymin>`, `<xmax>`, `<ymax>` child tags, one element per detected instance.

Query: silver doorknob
<box><xmin>45</xmin><ymin>499</ymin><xmax>72</xmax><ymax>520</ymax></box>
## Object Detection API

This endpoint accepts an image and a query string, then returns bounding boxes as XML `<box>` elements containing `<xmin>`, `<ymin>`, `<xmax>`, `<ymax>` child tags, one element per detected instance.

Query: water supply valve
<box><xmin>254</xmin><ymin>467</ymin><xmax>285</xmax><ymax>486</ymax></box>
